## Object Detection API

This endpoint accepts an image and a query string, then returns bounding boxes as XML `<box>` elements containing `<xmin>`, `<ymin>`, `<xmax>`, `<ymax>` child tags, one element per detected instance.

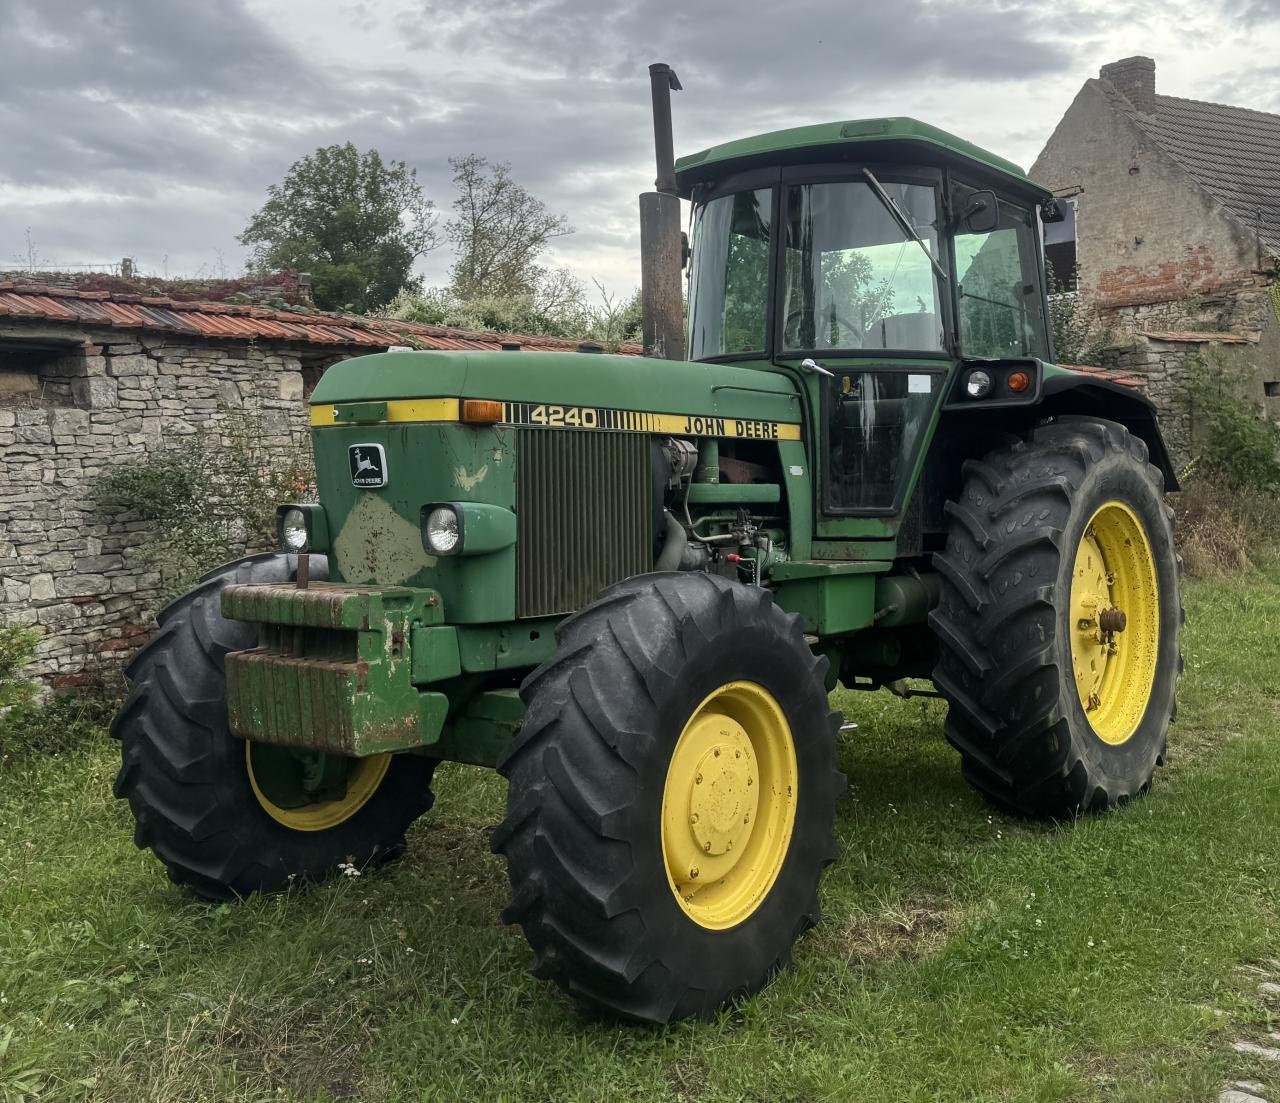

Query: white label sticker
<box><xmin>789</xmin><ymin>465</ymin><xmax>804</xmax><ymax>477</ymax></box>
<box><xmin>908</xmin><ymin>374</ymin><xmax>931</xmax><ymax>394</ymax></box>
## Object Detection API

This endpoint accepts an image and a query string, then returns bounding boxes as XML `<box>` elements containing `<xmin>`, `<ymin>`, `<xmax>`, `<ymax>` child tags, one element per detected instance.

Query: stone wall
<box><xmin>1093</xmin><ymin>286</ymin><xmax>1280</xmax><ymax>463</ymax></box>
<box><xmin>0</xmin><ymin>328</ymin><xmax>339</xmax><ymax>684</ymax></box>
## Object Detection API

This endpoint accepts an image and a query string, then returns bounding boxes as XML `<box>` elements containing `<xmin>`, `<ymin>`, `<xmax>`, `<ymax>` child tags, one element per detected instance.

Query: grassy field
<box><xmin>2</xmin><ymin>568</ymin><xmax>1279</xmax><ymax>1102</ymax></box>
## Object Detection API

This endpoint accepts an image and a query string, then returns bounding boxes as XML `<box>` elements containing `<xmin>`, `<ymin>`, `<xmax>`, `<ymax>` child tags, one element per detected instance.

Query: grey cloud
<box><xmin>0</xmin><ymin>0</ymin><xmax>1128</xmax><ymax>289</ymax></box>
<box><xmin>1220</xmin><ymin>0</ymin><xmax>1280</xmax><ymax>21</ymax></box>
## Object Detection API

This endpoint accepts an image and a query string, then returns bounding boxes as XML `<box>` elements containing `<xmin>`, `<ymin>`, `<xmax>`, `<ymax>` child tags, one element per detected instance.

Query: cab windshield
<box><xmin>781</xmin><ymin>180</ymin><xmax>945</xmax><ymax>354</ymax></box>
<box><xmin>686</xmin><ymin>180</ymin><xmax>947</xmax><ymax>359</ymax></box>
<box><xmin>685</xmin><ymin>177</ymin><xmax>1050</xmax><ymax>361</ymax></box>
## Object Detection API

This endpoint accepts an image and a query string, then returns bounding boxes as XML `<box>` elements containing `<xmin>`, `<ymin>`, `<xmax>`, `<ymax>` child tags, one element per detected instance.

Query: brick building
<box><xmin>1030</xmin><ymin>56</ymin><xmax>1280</xmax><ymax>460</ymax></box>
<box><xmin>0</xmin><ymin>279</ymin><xmax>637</xmax><ymax>684</ymax></box>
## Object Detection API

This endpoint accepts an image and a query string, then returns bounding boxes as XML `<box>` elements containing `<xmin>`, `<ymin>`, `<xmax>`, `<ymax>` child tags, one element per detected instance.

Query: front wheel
<box><xmin>112</xmin><ymin>553</ymin><xmax>435</xmax><ymax>900</ymax></box>
<box><xmin>493</xmin><ymin>573</ymin><xmax>843</xmax><ymax>1023</ymax></box>
<box><xmin>930</xmin><ymin>417</ymin><xmax>1182</xmax><ymax>817</ymax></box>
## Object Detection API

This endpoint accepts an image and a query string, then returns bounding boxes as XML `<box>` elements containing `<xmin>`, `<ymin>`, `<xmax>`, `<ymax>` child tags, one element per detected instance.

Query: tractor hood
<box><xmin>309</xmin><ymin>349</ymin><xmax>798</xmax><ymax>422</ymax></box>
<box><xmin>303</xmin><ymin>349</ymin><xmax>805</xmax><ymax>620</ymax></box>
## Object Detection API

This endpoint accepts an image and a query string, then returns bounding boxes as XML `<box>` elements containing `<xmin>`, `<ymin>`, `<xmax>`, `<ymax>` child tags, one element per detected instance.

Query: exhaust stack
<box><xmin>639</xmin><ymin>62</ymin><xmax>685</xmax><ymax>360</ymax></box>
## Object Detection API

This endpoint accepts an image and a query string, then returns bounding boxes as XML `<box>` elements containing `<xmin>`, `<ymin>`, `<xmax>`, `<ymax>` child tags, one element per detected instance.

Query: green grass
<box><xmin>2</xmin><ymin>570</ymin><xmax>1279</xmax><ymax>1102</ymax></box>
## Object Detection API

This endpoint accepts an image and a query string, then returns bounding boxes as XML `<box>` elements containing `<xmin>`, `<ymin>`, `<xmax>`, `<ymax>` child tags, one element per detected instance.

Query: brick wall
<box><xmin>0</xmin><ymin>328</ymin><xmax>337</xmax><ymax>685</ymax></box>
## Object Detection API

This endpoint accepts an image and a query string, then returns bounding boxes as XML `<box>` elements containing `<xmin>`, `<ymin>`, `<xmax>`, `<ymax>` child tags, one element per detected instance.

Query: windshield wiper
<box><xmin>861</xmin><ymin>168</ymin><xmax>949</xmax><ymax>284</ymax></box>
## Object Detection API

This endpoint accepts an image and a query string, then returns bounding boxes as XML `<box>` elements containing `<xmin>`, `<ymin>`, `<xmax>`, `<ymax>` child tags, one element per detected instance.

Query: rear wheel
<box><xmin>493</xmin><ymin>572</ymin><xmax>843</xmax><ymax>1023</ymax></box>
<box><xmin>112</xmin><ymin>553</ymin><xmax>435</xmax><ymax>900</ymax></box>
<box><xmin>930</xmin><ymin>417</ymin><xmax>1182</xmax><ymax>817</ymax></box>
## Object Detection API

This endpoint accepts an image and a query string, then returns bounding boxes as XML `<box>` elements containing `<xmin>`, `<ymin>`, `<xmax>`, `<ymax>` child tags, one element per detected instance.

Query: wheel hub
<box><xmin>686</xmin><ymin>723</ymin><xmax>759</xmax><ymax>857</ymax></box>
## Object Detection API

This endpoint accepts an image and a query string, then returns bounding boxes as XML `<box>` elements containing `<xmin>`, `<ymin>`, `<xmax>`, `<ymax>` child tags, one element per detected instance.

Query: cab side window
<box><xmin>952</xmin><ymin>184</ymin><xmax>1050</xmax><ymax>360</ymax></box>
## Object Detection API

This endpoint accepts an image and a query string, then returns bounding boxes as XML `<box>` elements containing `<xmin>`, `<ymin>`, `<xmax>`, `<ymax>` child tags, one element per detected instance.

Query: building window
<box><xmin>1043</xmin><ymin>197</ymin><xmax>1078</xmax><ymax>292</ymax></box>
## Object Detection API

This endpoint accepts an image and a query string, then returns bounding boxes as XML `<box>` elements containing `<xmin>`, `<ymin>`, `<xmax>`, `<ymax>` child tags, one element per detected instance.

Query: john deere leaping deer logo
<box><xmin>348</xmin><ymin>444</ymin><xmax>388</xmax><ymax>488</ymax></box>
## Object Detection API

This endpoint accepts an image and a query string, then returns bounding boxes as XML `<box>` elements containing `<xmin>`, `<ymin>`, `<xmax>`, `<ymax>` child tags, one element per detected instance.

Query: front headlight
<box><xmin>279</xmin><ymin>507</ymin><xmax>309</xmax><ymax>551</ymax></box>
<box><xmin>965</xmin><ymin>369</ymin><xmax>993</xmax><ymax>399</ymax></box>
<box><xmin>276</xmin><ymin>504</ymin><xmax>329</xmax><ymax>553</ymax></box>
<box><xmin>423</xmin><ymin>506</ymin><xmax>461</xmax><ymax>555</ymax></box>
<box><xmin>420</xmin><ymin>502</ymin><xmax>517</xmax><ymax>557</ymax></box>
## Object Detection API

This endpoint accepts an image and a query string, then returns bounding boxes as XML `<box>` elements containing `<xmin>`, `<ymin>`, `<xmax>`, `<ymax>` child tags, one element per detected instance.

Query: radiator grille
<box><xmin>517</xmin><ymin>430</ymin><xmax>653</xmax><ymax>618</ymax></box>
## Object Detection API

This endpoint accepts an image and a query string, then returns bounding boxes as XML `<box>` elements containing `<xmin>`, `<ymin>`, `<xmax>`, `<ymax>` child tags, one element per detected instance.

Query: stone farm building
<box><xmin>0</xmin><ymin>279</ymin><xmax>637</xmax><ymax>684</ymax></box>
<box><xmin>1031</xmin><ymin>56</ymin><xmax>1280</xmax><ymax>460</ymax></box>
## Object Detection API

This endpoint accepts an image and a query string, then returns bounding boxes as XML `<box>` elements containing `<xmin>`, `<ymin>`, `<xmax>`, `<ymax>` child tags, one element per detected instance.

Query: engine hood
<box><xmin>309</xmin><ymin>349</ymin><xmax>800</xmax><ymax>428</ymax></box>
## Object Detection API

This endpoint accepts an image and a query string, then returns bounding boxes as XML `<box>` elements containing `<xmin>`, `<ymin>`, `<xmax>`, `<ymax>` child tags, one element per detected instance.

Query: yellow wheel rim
<box><xmin>246</xmin><ymin>743</ymin><xmax>391</xmax><ymax>832</ymax></box>
<box><xmin>661</xmin><ymin>681</ymin><xmax>798</xmax><ymax>930</ymax></box>
<box><xmin>1069</xmin><ymin>501</ymin><xmax>1161</xmax><ymax>746</ymax></box>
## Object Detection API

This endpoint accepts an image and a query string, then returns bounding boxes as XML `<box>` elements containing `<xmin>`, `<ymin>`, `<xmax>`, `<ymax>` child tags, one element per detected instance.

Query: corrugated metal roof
<box><xmin>0</xmin><ymin>282</ymin><xmax>643</xmax><ymax>356</ymax></box>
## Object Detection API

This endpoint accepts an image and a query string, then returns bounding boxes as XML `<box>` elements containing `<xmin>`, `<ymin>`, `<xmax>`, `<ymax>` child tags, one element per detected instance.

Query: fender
<box><xmin>1037</xmin><ymin>374</ymin><xmax>1179</xmax><ymax>491</ymax></box>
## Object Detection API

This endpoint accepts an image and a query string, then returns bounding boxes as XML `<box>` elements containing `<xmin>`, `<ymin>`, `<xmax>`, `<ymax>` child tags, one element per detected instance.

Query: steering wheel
<box><xmin>784</xmin><ymin>305</ymin><xmax>864</xmax><ymax>349</ymax></box>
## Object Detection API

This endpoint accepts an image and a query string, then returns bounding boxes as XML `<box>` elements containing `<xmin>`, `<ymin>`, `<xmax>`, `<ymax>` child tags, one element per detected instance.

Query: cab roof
<box><xmin>674</xmin><ymin>116</ymin><xmax>1049</xmax><ymax>201</ymax></box>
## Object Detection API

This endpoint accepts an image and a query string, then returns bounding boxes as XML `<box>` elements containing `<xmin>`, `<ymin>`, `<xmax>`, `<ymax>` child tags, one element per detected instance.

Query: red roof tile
<box><xmin>0</xmin><ymin>281</ymin><xmax>643</xmax><ymax>356</ymax></box>
<box><xmin>1057</xmin><ymin>364</ymin><xmax>1142</xmax><ymax>387</ymax></box>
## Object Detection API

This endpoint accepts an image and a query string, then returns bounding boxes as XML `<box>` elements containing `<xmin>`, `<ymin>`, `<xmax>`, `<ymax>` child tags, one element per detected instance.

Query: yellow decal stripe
<box><xmin>313</xmin><ymin>398</ymin><xmax>801</xmax><ymax>440</ymax></box>
<box><xmin>311</xmin><ymin>399</ymin><xmax>459</xmax><ymax>427</ymax></box>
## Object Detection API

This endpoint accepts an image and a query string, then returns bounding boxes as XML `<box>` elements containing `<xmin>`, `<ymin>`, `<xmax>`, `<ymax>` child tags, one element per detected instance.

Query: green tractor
<box><xmin>113</xmin><ymin>64</ymin><xmax>1181</xmax><ymax>1024</ymax></box>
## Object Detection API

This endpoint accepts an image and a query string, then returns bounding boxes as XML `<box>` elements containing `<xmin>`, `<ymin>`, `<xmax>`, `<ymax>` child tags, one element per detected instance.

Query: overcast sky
<box><xmin>2</xmin><ymin>0</ymin><xmax>1278</xmax><ymax>299</ymax></box>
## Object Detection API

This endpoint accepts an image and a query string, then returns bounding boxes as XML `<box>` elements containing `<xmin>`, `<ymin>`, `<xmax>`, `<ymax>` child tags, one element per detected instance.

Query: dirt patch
<box><xmin>665</xmin><ymin>1055</ymin><xmax>711</xmax><ymax>1100</ymax></box>
<box><xmin>829</xmin><ymin>895</ymin><xmax>959</xmax><ymax>966</ymax></box>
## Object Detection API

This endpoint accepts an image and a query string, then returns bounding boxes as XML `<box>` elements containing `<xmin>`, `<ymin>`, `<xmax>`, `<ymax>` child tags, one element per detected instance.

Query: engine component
<box><xmin>662</xmin><ymin>436</ymin><xmax>699</xmax><ymax>489</ymax></box>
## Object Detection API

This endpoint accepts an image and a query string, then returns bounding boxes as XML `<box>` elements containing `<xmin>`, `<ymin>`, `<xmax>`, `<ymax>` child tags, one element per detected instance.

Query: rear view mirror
<box><xmin>960</xmin><ymin>190</ymin><xmax>999</xmax><ymax>234</ymax></box>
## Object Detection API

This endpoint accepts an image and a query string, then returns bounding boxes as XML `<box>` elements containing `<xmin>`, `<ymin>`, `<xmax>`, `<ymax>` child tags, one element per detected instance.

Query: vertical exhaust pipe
<box><xmin>640</xmin><ymin>62</ymin><xmax>685</xmax><ymax>360</ymax></box>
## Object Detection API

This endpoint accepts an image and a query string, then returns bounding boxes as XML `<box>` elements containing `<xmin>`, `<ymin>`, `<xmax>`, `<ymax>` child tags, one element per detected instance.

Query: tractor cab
<box><xmin>676</xmin><ymin>118</ymin><xmax>1058</xmax><ymax>518</ymax></box>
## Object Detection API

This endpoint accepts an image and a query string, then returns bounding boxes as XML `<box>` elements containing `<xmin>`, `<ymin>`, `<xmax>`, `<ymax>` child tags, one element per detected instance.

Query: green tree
<box><xmin>240</xmin><ymin>143</ymin><xmax>437</xmax><ymax>313</ymax></box>
<box><xmin>446</xmin><ymin>154</ymin><xmax>572</xmax><ymax>299</ymax></box>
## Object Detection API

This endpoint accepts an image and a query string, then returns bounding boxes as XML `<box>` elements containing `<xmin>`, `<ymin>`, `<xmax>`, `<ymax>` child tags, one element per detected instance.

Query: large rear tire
<box><xmin>930</xmin><ymin>417</ymin><xmax>1182</xmax><ymax>817</ymax></box>
<box><xmin>112</xmin><ymin>553</ymin><xmax>435</xmax><ymax>900</ymax></box>
<box><xmin>492</xmin><ymin>572</ymin><xmax>843</xmax><ymax>1023</ymax></box>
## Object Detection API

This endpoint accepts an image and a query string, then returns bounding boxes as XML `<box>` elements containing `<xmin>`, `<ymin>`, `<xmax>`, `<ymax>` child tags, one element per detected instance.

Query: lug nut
<box><xmin>689</xmin><ymin>867</ymin><xmax>699</xmax><ymax>879</ymax></box>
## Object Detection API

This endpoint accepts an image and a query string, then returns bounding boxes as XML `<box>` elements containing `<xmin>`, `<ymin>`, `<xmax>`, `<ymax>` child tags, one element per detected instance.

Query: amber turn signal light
<box><xmin>462</xmin><ymin>399</ymin><xmax>504</xmax><ymax>424</ymax></box>
<box><xmin>1007</xmin><ymin>370</ymin><xmax>1031</xmax><ymax>393</ymax></box>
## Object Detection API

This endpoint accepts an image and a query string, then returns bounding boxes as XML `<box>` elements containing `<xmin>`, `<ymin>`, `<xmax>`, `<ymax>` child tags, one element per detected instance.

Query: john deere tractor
<box><xmin>113</xmin><ymin>65</ymin><xmax>1181</xmax><ymax>1024</ymax></box>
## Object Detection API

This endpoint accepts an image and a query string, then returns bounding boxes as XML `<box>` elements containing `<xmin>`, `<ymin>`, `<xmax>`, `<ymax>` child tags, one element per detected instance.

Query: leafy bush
<box><xmin>383</xmin><ymin>280</ymin><xmax>643</xmax><ymax>350</ymax></box>
<box><xmin>1180</xmin><ymin>348</ymin><xmax>1280</xmax><ymax>494</ymax></box>
<box><xmin>0</xmin><ymin>626</ymin><xmax>119</xmax><ymax>765</ymax></box>
<box><xmin>1172</xmin><ymin>348</ymin><xmax>1280</xmax><ymax>575</ymax></box>
<box><xmin>1045</xmin><ymin>265</ymin><xmax>1112</xmax><ymax>365</ymax></box>
<box><xmin>0</xmin><ymin>624</ymin><xmax>40</xmax><ymax>712</ymax></box>
<box><xmin>95</xmin><ymin>411</ymin><xmax>313</xmax><ymax>602</ymax></box>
